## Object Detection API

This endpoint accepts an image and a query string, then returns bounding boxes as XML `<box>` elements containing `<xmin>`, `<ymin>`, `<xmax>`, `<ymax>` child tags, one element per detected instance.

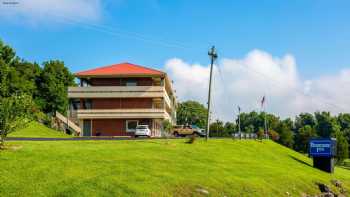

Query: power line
<box><xmin>50</xmin><ymin>12</ymin><xmax>209</xmax><ymax>51</ymax></box>
<box><xmin>47</xmin><ymin>11</ymin><xmax>349</xmax><ymax>113</ymax></box>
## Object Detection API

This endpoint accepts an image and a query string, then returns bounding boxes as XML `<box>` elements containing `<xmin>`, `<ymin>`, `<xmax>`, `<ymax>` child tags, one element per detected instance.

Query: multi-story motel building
<box><xmin>67</xmin><ymin>63</ymin><xmax>177</xmax><ymax>137</ymax></box>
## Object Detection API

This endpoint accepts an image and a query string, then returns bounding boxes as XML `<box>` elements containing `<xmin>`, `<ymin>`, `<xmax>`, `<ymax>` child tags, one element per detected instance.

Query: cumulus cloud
<box><xmin>165</xmin><ymin>49</ymin><xmax>350</xmax><ymax>121</ymax></box>
<box><xmin>0</xmin><ymin>0</ymin><xmax>102</xmax><ymax>24</ymax></box>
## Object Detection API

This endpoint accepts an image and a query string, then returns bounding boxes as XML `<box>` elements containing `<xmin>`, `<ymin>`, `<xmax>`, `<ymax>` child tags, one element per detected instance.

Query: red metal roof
<box><xmin>75</xmin><ymin>62</ymin><xmax>164</xmax><ymax>77</ymax></box>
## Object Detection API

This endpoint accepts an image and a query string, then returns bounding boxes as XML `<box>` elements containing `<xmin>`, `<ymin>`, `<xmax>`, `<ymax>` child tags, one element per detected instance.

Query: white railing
<box><xmin>68</xmin><ymin>86</ymin><xmax>165</xmax><ymax>98</ymax></box>
<box><xmin>55</xmin><ymin>111</ymin><xmax>81</xmax><ymax>134</ymax></box>
<box><xmin>76</xmin><ymin>108</ymin><xmax>168</xmax><ymax>119</ymax></box>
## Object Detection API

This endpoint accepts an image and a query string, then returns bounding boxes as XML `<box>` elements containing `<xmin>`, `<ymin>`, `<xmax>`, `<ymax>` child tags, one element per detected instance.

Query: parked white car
<box><xmin>135</xmin><ymin>125</ymin><xmax>151</xmax><ymax>137</ymax></box>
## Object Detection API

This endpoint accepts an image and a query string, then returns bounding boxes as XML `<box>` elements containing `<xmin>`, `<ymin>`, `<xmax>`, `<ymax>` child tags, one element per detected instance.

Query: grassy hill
<box><xmin>1</xmin><ymin>139</ymin><xmax>349</xmax><ymax>196</ymax></box>
<box><xmin>8</xmin><ymin>121</ymin><xmax>72</xmax><ymax>138</ymax></box>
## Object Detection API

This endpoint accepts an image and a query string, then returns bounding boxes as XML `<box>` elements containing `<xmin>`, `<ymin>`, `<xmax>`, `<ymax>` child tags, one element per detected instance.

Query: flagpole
<box><xmin>238</xmin><ymin>106</ymin><xmax>241</xmax><ymax>140</ymax></box>
<box><xmin>261</xmin><ymin>96</ymin><xmax>268</xmax><ymax>140</ymax></box>
<box><xmin>264</xmin><ymin>110</ymin><xmax>267</xmax><ymax>139</ymax></box>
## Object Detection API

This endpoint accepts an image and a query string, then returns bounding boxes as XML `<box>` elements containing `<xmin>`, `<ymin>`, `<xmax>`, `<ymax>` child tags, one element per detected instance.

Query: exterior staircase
<box><xmin>55</xmin><ymin>111</ymin><xmax>81</xmax><ymax>135</ymax></box>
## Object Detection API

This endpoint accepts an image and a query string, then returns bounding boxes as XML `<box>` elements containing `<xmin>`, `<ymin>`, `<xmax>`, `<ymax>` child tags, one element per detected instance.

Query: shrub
<box><xmin>186</xmin><ymin>134</ymin><xmax>197</xmax><ymax>144</ymax></box>
<box><xmin>269</xmin><ymin>130</ymin><xmax>280</xmax><ymax>141</ymax></box>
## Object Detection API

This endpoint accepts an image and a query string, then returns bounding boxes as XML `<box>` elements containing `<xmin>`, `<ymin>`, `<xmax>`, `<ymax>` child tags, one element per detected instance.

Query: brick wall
<box><xmin>92</xmin><ymin>119</ymin><xmax>127</xmax><ymax>136</ymax></box>
<box><xmin>91</xmin><ymin>98</ymin><xmax>153</xmax><ymax>109</ymax></box>
<box><xmin>92</xmin><ymin>119</ymin><xmax>153</xmax><ymax>136</ymax></box>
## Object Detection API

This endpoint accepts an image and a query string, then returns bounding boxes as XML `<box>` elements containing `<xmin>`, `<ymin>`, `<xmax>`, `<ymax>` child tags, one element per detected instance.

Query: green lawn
<box><xmin>8</xmin><ymin>121</ymin><xmax>72</xmax><ymax>138</ymax></box>
<box><xmin>1</xmin><ymin>139</ymin><xmax>349</xmax><ymax>196</ymax></box>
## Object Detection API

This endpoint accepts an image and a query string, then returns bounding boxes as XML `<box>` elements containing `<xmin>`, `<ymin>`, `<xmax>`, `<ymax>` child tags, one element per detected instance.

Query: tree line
<box><xmin>0</xmin><ymin>39</ymin><xmax>75</xmax><ymax>146</ymax></box>
<box><xmin>177</xmin><ymin>100</ymin><xmax>350</xmax><ymax>163</ymax></box>
<box><xmin>0</xmin><ymin>40</ymin><xmax>75</xmax><ymax>116</ymax></box>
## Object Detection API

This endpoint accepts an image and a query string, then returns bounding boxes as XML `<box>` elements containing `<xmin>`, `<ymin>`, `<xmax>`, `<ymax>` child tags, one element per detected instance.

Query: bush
<box><xmin>162</xmin><ymin>120</ymin><xmax>173</xmax><ymax>138</ymax></box>
<box><xmin>186</xmin><ymin>135</ymin><xmax>197</xmax><ymax>144</ymax></box>
<box><xmin>0</xmin><ymin>94</ymin><xmax>35</xmax><ymax>148</ymax></box>
<box><xmin>257</xmin><ymin>129</ymin><xmax>264</xmax><ymax>140</ymax></box>
<box><xmin>269</xmin><ymin>130</ymin><xmax>280</xmax><ymax>141</ymax></box>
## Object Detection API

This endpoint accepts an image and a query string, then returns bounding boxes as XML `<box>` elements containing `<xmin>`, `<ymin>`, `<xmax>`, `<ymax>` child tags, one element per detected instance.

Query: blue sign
<box><xmin>309</xmin><ymin>139</ymin><xmax>336</xmax><ymax>157</ymax></box>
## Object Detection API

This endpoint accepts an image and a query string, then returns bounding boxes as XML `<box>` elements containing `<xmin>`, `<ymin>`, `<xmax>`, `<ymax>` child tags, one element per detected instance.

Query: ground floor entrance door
<box><xmin>83</xmin><ymin>120</ymin><xmax>91</xmax><ymax>136</ymax></box>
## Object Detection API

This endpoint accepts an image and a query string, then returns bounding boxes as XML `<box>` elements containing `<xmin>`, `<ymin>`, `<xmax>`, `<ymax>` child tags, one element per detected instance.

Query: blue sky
<box><xmin>1</xmin><ymin>0</ymin><xmax>350</xmax><ymax>119</ymax></box>
<box><xmin>1</xmin><ymin>0</ymin><xmax>350</xmax><ymax>79</ymax></box>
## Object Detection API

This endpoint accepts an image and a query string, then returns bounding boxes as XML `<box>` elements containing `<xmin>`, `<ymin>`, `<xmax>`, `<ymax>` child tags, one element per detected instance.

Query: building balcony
<box><xmin>75</xmin><ymin>108</ymin><xmax>171</xmax><ymax>120</ymax></box>
<box><xmin>68</xmin><ymin>86</ymin><xmax>174</xmax><ymax>109</ymax></box>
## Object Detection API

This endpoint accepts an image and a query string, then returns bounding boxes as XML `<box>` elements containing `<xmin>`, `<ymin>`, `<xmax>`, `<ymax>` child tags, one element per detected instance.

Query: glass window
<box><xmin>126</xmin><ymin>120</ymin><xmax>138</xmax><ymax>132</ymax></box>
<box><xmin>83</xmin><ymin>99</ymin><xmax>92</xmax><ymax>109</ymax></box>
<box><xmin>80</xmin><ymin>79</ymin><xmax>90</xmax><ymax>87</ymax></box>
<box><xmin>126</xmin><ymin>79</ymin><xmax>137</xmax><ymax>86</ymax></box>
<box><xmin>71</xmin><ymin>99</ymin><xmax>81</xmax><ymax>110</ymax></box>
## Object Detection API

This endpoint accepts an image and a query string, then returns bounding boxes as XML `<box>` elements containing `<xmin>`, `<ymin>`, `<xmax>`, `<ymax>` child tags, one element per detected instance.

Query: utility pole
<box><xmin>206</xmin><ymin>46</ymin><xmax>218</xmax><ymax>141</ymax></box>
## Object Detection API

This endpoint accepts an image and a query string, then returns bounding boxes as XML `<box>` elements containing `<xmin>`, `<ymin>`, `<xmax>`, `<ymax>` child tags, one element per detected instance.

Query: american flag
<box><xmin>261</xmin><ymin>96</ymin><xmax>266</xmax><ymax>108</ymax></box>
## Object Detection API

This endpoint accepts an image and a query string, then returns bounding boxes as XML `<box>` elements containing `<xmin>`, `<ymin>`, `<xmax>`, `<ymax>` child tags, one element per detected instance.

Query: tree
<box><xmin>238</xmin><ymin>111</ymin><xmax>260</xmax><ymax>133</ymax></box>
<box><xmin>37</xmin><ymin>60</ymin><xmax>75</xmax><ymax>114</ymax></box>
<box><xmin>257</xmin><ymin>128</ymin><xmax>264</xmax><ymax>139</ymax></box>
<box><xmin>342</xmin><ymin>128</ymin><xmax>350</xmax><ymax>157</ymax></box>
<box><xmin>244</xmin><ymin>125</ymin><xmax>255</xmax><ymax>133</ymax></box>
<box><xmin>0</xmin><ymin>63</ymin><xmax>12</xmax><ymax>97</ymax></box>
<box><xmin>294</xmin><ymin>125</ymin><xmax>316</xmax><ymax>153</ymax></box>
<box><xmin>0</xmin><ymin>40</ymin><xmax>41</xmax><ymax>98</ymax></box>
<box><xmin>295</xmin><ymin>113</ymin><xmax>316</xmax><ymax>131</ymax></box>
<box><xmin>276</xmin><ymin>120</ymin><xmax>294</xmax><ymax>148</ymax></box>
<box><xmin>209</xmin><ymin>119</ymin><xmax>225</xmax><ymax>137</ymax></box>
<box><xmin>0</xmin><ymin>40</ymin><xmax>16</xmax><ymax>65</ymax></box>
<box><xmin>268</xmin><ymin>129</ymin><xmax>280</xmax><ymax>141</ymax></box>
<box><xmin>265</xmin><ymin>113</ymin><xmax>281</xmax><ymax>132</ymax></box>
<box><xmin>337</xmin><ymin>113</ymin><xmax>350</xmax><ymax>158</ymax></box>
<box><xmin>176</xmin><ymin>100</ymin><xmax>207</xmax><ymax>129</ymax></box>
<box><xmin>334</xmin><ymin>130</ymin><xmax>349</xmax><ymax>163</ymax></box>
<box><xmin>0</xmin><ymin>94</ymin><xmax>35</xmax><ymax>148</ymax></box>
<box><xmin>10</xmin><ymin>61</ymin><xmax>41</xmax><ymax>97</ymax></box>
<box><xmin>315</xmin><ymin>111</ymin><xmax>340</xmax><ymax>138</ymax></box>
<box><xmin>224</xmin><ymin>122</ymin><xmax>235</xmax><ymax>135</ymax></box>
<box><xmin>237</xmin><ymin>111</ymin><xmax>280</xmax><ymax>134</ymax></box>
<box><xmin>337</xmin><ymin>113</ymin><xmax>350</xmax><ymax>130</ymax></box>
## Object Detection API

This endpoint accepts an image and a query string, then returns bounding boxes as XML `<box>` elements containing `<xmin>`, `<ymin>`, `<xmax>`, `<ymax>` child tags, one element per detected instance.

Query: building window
<box><xmin>83</xmin><ymin>99</ymin><xmax>92</xmax><ymax>109</ymax></box>
<box><xmin>126</xmin><ymin>120</ymin><xmax>138</xmax><ymax>132</ymax></box>
<box><xmin>126</xmin><ymin>79</ymin><xmax>137</xmax><ymax>86</ymax></box>
<box><xmin>80</xmin><ymin>79</ymin><xmax>91</xmax><ymax>87</ymax></box>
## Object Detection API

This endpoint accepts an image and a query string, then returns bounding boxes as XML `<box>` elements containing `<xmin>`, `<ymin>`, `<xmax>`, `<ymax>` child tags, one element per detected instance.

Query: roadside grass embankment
<box><xmin>7</xmin><ymin>122</ymin><xmax>72</xmax><ymax>138</ymax></box>
<box><xmin>1</xmin><ymin>137</ymin><xmax>349</xmax><ymax>196</ymax></box>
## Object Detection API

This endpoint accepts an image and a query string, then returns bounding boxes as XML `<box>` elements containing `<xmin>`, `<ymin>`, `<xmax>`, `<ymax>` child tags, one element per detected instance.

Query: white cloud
<box><xmin>0</xmin><ymin>0</ymin><xmax>102</xmax><ymax>24</ymax></box>
<box><xmin>165</xmin><ymin>49</ymin><xmax>350</xmax><ymax>121</ymax></box>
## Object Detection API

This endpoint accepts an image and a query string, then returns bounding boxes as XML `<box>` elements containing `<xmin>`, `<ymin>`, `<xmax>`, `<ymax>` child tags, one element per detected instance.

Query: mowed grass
<box><xmin>1</xmin><ymin>139</ymin><xmax>350</xmax><ymax>196</ymax></box>
<box><xmin>8</xmin><ymin>122</ymin><xmax>72</xmax><ymax>138</ymax></box>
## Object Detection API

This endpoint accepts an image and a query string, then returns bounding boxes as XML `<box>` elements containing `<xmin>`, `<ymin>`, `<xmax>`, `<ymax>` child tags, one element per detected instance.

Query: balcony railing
<box><xmin>68</xmin><ymin>86</ymin><xmax>164</xmax><ymax>98</ymax></box>
<box><xmin>68</xmin><ymin>85</ymin><xmax>176</xmax><ymax>110</ymax></box>
<box><xmin>75</xmin><ymin>108</ymin><xmax>171</xmax><ymax>120</ymax></box>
